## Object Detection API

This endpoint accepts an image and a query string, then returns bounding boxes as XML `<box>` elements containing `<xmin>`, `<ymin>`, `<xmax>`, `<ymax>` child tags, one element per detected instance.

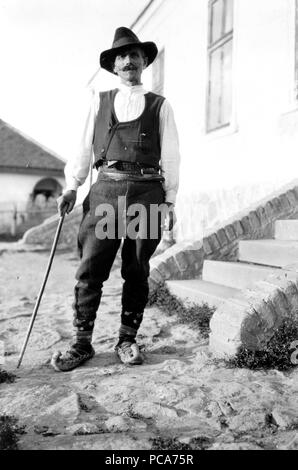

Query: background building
<box><xmin>0</xmin><ymin>119</ymin><xmax>65</xmax><ymax>238</ymax></box>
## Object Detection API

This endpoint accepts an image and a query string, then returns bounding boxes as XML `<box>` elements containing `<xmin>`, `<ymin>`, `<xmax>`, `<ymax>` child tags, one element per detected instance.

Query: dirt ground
<box><xmin>0</xmin><ymin>248</ymin><xmax>297</xmax><ymax>450</ymax></box>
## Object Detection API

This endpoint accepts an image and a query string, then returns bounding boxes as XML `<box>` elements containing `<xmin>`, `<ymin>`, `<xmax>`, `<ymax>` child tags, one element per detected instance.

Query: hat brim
<box><xmin>100</xmin><ymin>41</ymin><xmax>158</xmax><ymax>74</ymax></box>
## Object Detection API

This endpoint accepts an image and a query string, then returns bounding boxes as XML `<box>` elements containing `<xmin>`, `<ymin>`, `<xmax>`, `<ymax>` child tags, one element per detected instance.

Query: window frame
<box><xmin>206</xmin><ymin>0</ymin><xmax>234</xmax><ymax>133</ymax></box>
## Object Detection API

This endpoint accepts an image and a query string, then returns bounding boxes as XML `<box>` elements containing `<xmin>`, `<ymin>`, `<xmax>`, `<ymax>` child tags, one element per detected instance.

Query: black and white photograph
<box><xmin>0</xmin><ymin>0</ymin><xmax>297</xmax><ymax>455</ymax></box>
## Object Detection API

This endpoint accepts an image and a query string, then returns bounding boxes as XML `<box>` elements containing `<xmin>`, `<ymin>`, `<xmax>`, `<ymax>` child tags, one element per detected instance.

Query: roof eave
<box><xmin>130</xmin><ymin>0</ymin><xmax>156</xmax><ymax>29</ymax></box>
<box><xmin>0</xmin><ymin>166</ymin><xmax>65</xmax><ymax>177</ymax></box>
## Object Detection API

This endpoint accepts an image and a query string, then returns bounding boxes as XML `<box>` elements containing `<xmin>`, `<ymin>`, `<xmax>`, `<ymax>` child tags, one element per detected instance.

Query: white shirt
<box><xmin>64</xmin><ymin>83</ymin><xmax>181</xmax><ymax>203</ymax></box>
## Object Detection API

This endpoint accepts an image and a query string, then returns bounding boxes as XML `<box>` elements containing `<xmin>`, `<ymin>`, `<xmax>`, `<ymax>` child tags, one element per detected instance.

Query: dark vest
<box><xmin>93</xmin><ymin>89</ymin><xmax>165</xmax><ymax>168</ymax></box>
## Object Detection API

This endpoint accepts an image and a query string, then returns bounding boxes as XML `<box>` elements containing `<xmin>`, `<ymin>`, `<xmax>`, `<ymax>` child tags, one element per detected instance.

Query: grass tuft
<box><xmin>150</xmin><ymin>435</ymin><xmax>213</xmax><ymax>450</ymax></box>
<box><xmin>148</xmin><ymin>283</ymin><xmax>215</xmax><ymax>338</ymax></box>
<box><xmin>0</xmin><ymin>368</ymin><xmax>16</xmax><ymax>385</ymax></box>
<box><xmin>0</xmin><ymin>415</ymin><xmax>25</xmax><ymax>450</ymax></box>
<box><xmin>227</xmin><ymin>318</ymin><xmax>298</xmax><ymax>371</ymax></box>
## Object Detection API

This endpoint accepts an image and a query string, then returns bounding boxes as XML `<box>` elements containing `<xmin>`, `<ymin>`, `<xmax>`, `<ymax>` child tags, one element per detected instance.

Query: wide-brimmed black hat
<box><xmin>100</xmin><ymin>27</ymin><xmax>158</xmax><ymax>74</ymax></box>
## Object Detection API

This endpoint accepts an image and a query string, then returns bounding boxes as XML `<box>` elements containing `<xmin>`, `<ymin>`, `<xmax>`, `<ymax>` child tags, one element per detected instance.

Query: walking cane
<box><xmin>16</xmin><ymin>210</ymin><xmax>67</xmax><ymax>368</ymax></box>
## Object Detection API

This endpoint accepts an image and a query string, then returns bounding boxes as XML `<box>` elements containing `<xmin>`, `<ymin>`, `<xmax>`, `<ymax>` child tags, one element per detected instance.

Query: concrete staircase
<box><xmin>166</xmin><ymin>219</ymin><xmax>298</xmax><ymax>308</ymax></box>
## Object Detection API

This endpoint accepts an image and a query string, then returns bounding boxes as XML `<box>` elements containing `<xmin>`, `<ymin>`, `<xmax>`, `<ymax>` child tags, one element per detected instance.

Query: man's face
<box><xmin>113</xmin><ymin>46</ymin><xmax>147</xmax><ymax>85</ymax></box>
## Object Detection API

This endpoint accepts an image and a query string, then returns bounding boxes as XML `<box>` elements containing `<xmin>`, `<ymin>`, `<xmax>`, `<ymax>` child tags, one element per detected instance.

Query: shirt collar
<box><xmin>118</xmin><ymin>83</ymin><xmax>147</xmax><ymax>95</ymax></box>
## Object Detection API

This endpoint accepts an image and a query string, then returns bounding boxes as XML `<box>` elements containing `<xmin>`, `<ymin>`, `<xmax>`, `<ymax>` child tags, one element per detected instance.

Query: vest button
<box><xmin>124</xmin><ymin>146</ymin><xmax>128</xmax><ymax>150</ymax></box>
<box><xmin>101</xmin><ymin>148</ymin><xmax>105</xmax><ymax>153</ymax></box>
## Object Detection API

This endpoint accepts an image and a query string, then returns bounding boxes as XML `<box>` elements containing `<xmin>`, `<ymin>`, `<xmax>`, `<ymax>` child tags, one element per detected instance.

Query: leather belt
<box><xmin>97</xmin><ymin>160</ymin><xmax>162</xmax><ymax>176</ymax></box>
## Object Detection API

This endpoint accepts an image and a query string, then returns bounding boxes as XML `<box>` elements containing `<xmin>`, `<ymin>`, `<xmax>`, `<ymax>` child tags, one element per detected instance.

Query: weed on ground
<box><xmin>148</xmin><ymin>283</ymin><xmax>215</xmax><ymax>338</ymax></box>
<box><xmin>227</xmin><ymin>318</ymin><xmax>298</xmax><ymax>371</ymax></box>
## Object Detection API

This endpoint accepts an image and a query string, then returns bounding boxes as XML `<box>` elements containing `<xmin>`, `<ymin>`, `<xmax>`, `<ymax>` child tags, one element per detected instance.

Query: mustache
<box><xmin>122</xmin><ymin>64</ymin><xmax>137</xmax><ymax>71</ymax></box>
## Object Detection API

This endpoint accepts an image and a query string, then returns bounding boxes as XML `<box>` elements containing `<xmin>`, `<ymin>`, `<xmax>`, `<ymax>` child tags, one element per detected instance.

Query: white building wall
<box><xmin>0</xmin><ymin>173</ymin><xmax>64</xmax><ymax>208</ymax></box>
<box><xmin>131</xmin><ymin>0</ymin><xmax>298</xmax><ymax>241</ymax></box>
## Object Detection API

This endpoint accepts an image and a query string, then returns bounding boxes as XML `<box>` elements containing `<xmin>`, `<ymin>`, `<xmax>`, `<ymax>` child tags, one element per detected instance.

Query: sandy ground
<box><xmin>0</xmin><ymin>248</ymin><xmax>298</xmax><ymax>450</ymax></box>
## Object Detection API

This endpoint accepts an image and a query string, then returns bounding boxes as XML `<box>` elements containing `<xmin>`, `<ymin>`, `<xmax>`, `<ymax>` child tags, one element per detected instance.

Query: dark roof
<box><xmin>0</xmin><ymin>118</ymin><xmax>65</xmax><ymax>174</ymax></box>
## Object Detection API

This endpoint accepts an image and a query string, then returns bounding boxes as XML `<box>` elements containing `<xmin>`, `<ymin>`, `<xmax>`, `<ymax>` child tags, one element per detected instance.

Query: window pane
<box><xmin>207</xmin><ymin>48</ymin><xmax>222</xmax><ymax>130</ymax></box>
<box><xmin>224</xmin><ymin>0</ymin><xmax>234</xmax><ymax>34</ymax></box>
<box><xmin>211</xmin><ymin>0</ymin><xmax>224</xmax><ymax>44</ymax></box>
<box><xmin>221</xmin><ymin>40</ymin><xmax>233</xmax><ymax>124</ymax></box>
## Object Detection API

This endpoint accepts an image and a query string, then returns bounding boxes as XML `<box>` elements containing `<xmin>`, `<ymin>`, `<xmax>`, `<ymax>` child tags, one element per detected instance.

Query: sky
<box><xmin>0</xmin><ymin>0</ymin><xmax>149</xmax><ymax>159</ymax></box>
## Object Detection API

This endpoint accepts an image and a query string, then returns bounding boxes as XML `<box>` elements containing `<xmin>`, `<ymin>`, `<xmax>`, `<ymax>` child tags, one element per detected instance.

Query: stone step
<box><xmin>238</xmin><ymin>239</ymin><xmax>298</xmax><ymax>267</ymax></box>
<box><xmin>202</xmin><ymin>260</ymin><xmax>279</xmax><ymax>289</ymax></box>
<box><xmin>275</xmin><ymin>219</ymin><xmax>298</xmax><ymax>240</ymax></box>
<box><xmin>166</xmin><ymin>279</ymin><xmax>240</xmax><ymax>309</ymax></box>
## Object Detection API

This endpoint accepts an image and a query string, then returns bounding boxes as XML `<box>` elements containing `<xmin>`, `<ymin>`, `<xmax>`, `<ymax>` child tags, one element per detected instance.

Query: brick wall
<box><xmin>149</xmin><ymin>184</ymin><xmax>298</xmax><ymax>290</ymax></box>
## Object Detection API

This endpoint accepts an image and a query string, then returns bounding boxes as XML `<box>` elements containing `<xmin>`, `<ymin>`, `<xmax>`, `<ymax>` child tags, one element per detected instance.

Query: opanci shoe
<box><xmin>115</xmin><ymin>340</ymin><xmax>143</xmax><ymax>365</ymax></box>
<box><xmin>51</xmin><ymin>345</ymin><xmax>95</xmax><ymax>372</ymax></box>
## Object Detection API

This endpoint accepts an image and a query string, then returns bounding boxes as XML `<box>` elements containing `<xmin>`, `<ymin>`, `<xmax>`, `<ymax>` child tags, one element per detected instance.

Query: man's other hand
<box><xmin>57</xmin><ymin>190</ymin><xmax>77</xmax><ymax>216</ymax></box>
<box><xmin>164</xmin><ymin>202</ymin><xmax>176</xmax><ymax>231</ymax></box>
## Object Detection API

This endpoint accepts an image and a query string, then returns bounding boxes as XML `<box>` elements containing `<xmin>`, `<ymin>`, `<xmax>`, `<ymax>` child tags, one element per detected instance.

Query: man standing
<box><xmin>52</xmin><ymin>27</ymin><xmax>180</xmax><ymax>372</ymax></box>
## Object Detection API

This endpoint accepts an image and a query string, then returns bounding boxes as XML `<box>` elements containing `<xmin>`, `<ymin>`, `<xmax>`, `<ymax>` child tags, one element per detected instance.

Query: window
<box><xmin>207</xmin><ymin>0</ymin><xmax>234</xmax><ymax>132</ymax></box>
<box><xmin>152</xmin><ymin>48</ymin><xmax>165</xmax><ymax>95</ymax></box>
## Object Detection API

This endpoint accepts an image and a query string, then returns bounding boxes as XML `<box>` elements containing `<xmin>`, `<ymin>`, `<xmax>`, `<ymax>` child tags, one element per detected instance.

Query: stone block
<box><xmin>157</xmin><ymin>261</ymin><xmax>175</xmax><ymax>279</ymax></box>
<box><xmin>174</xmin><ymin>241</ymin><xmax>204</xmax><ymax>268</ymax></box>
<box><xmin>270</xmin><ymin>197</ymin><xmax>284</xmax><ymax>217</ymax></box>
<box><xmin>154</xmin><ymin>251</ymin><xmax>180</xmax><ymax>276</ymax></box>
<box><xmin>285</xmin><ymin>189</ymin><xmax>298</xmax><ymax>207</ymax></box>
<box><xmin>279</xmin><ymin>194</ymin><xmax>292</xmax><ymax>213</ymax></box>
<box><xmin>291</xmin><ymin>186</ymin><xmax>298</xmax><ymax>201</ymax></box>
<box><xmin>149</xmin><ymin>267</ymin><xmax>165</xmax><ymax>284</ymax></box>
<box><xmin>248</xmin><ymin>210</ymin><xmax>261</xmax><ymax>232</ymax></box>
<box><xmin>210</xmin><ymin>299</ymin><xmax>251</xmax><ymax>336</ymax></box>
<box><xmin>216</xmin><ymin>228</ymin><xmax>229</xmax><ymax>247</ymax></box>
<box><xmin>225</xmin><ymin>224</ymin><xmax>237</xmax><ymax>242</ymax></box>
<box><xmin>207</xmin><ymin>233</ymin><xmax>221</xmax><ymax>252</ymax></box>
<box><xmin>218</xmin><ymin>242</ymin><xmax>236</xmax><ymax>260</ymax></box>
<box><xmin>255</xmin><ymin>206</ymin><xmax>269</xmax><ymax>228</ymax></box>
<box><xmin>203</xmin><ymin>237</ymin><xmax>213</xmax><ymax>255</ymax></box>
<box><xmin>173</xmin><ymin>251</ymin><xmax>190</xmax><ymax>272</ymax></box>
<box><xmin>158</xmin><ymin>256</ymin><xmax>179</xmax><ymax>279</ymax></box>
<box><xmin>264</xmin><ymin>201</ymin><xmax>275</xmax><ymax>221</ymax></box>
<box><xmin>232</xmin><ymin>220</ymin><xmax>244</xmax><ymax>238</ymax></box>
<box><xmin>240</xmin><ymin>216</ymin><xmax>253</xmax><ymax>235</ymax></box>
<box><xmin>210</xmin><ymin>319</ymin><xmax>243</xmax><ymax>342</ymax></box>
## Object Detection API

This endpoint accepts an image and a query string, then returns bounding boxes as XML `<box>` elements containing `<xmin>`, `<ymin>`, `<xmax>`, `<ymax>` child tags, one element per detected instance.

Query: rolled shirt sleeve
<box><xmin>159</xmin><ymin>100</ymin><xmax>181</xmax><ymax>204</ymax></box>
<box><xmin>64</xmin><ymin>89</ymin><xmax>99</xmax><ymax>192</ymax></box>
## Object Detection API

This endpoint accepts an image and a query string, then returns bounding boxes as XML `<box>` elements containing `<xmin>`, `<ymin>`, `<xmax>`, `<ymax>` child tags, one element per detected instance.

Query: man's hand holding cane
<box><xmin>57</xmin><ymin>190</ymin><xmax>77</xmax><ymax>216</ymax></box>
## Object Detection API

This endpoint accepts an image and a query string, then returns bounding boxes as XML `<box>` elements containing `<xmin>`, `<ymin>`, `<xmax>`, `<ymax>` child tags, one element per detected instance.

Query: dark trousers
<box><xmin>73</xmin><ymin>172</ymin><xmax>165</xmax><ymax>337</ymax></box>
